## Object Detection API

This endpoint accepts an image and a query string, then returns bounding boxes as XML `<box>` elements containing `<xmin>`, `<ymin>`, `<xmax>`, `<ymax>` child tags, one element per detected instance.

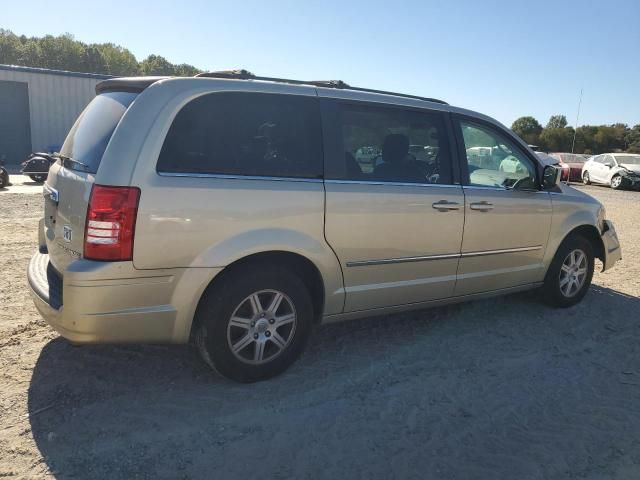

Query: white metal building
<box><xmin>0</xmin><ymin>64</ymin><xmax>112</xmax><ymax>165</ymax></box>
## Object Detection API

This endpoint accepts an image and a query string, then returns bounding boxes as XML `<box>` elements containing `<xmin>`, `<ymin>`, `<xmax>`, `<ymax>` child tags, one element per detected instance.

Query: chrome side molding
<box><xmin>346</xmin><ymin>245</ymin><xmax>542</xmax><ymax>267</ymax></box>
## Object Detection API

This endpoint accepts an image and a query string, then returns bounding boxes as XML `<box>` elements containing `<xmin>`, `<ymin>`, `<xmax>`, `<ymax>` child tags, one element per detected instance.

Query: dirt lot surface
<box><xmin>1</xmin><ymin>180</ymin><xmax>639</xmax><ymax>479</ymax></box>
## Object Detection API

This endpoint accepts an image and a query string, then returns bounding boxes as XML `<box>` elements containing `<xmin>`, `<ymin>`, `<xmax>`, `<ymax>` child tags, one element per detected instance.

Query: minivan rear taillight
<box><xmin>84</xmin><ymin>185</ymin><xmax>141</xmax><ymax>261</ymax></box>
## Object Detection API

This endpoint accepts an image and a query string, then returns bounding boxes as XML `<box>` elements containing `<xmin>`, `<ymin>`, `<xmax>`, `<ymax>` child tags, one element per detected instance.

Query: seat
<box><xmin>345</xmin><ymin>151</ymin><xmax>363</xmax><ymax>179</ymax></box>
<box><xmin>374</xmin><ymin>134</ymin><xmax>424</xmax><ymax>183</ymax></box>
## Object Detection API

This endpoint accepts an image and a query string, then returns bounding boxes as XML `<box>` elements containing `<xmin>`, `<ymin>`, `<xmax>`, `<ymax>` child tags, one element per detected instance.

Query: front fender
<box><xmin>606</xmin><ymin>167</ymin><xmax>624</xmax><ymax>183</ymax></box>
<box><xmin>543</xmin><ymin>195</ymin><xmax>600</xmax><ymax>271</ymax></box>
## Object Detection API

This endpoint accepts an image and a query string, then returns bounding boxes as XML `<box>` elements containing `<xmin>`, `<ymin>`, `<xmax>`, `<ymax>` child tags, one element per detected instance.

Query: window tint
<box><xmin>60</xmin><ymin>91</ymin><xmax>137</xmax><ymax>173</ymax></box>
<box><xmin>460</xmin><ymin>121</ymin><xmax>538</xmax><ymax>190</ymax></box>
<box><xmin>332</xmin><ymin>103</ymin><xmax>452</xmax><ymax>184</ymax></box>
<box><xmin>157</xmin><ymin>92</ymin><xmax>322</xmax><ymax>178</ymax></box>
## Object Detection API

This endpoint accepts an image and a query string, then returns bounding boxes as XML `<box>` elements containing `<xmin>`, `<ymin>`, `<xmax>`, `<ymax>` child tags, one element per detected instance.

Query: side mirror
<box><xmin>604</xmin><ymin>162</ymin><xmax>613</xmax><ymax>168</ymax></box>
<box><xmin>542</xmin><ymin>165</ymin><xmax>562</xmax><ymax>189</ymax></box>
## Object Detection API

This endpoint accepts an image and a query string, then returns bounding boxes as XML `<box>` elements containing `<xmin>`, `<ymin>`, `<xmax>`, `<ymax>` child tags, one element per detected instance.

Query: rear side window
<box><xmin>157</xmin><ymin>92</ymin><xmax>323</xmax><ymax>179</ymax></box>
<box><xmin>60</xmin><ymin>92</ymin><xmax>137</xmax><ymax>173</ymax></box>
<box><xmin>328</xmin><ymin>102</ymin><xmax>452</xmax><ymax>184</ymax></box>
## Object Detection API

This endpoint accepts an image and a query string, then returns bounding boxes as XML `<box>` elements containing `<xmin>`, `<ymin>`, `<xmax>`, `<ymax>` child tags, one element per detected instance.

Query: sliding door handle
<box><xmin>432</xmin><ymin>200</ymin><xmax>461</xmax><ymax>211</ymax></box>
<box><xmin>470</xmin><ymin>201</ymin><xmax>494</xmax><ymax>212</ymax></box>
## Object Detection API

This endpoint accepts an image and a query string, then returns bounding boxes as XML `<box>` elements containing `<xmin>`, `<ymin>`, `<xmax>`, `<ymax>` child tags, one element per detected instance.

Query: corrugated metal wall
<box><xmin>0</xmin><ymin>69</ymin><xmax>103</xmax><ymax>154</ymax></box>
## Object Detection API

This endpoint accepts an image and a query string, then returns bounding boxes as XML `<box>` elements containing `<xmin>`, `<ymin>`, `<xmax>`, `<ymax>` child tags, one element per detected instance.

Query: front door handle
<box><xmin>432</xmin><ymin>200</ymin><xmax>461</xmax><ymax>212</ymax></box>
<box><xmin>470</xmin><ymin>201</ymin><xmax>494</xmax><ymax>212</ymax></box>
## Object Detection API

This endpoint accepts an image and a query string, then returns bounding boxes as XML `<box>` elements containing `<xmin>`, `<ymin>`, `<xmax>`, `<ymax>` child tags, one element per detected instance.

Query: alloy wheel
<box><xmin>559</xmin><ymin>249</ymin><xmax>588</xmax><ymax>298</ymax></box>
<box><xmin>226</xmin><ymin>289</ymin><xmax>297</xmax><ymax>365</ymax></box>
<box><xmin>611</xmin><ymin>175</ymin><xmax>622</xmax><ymax>189</ymax></box>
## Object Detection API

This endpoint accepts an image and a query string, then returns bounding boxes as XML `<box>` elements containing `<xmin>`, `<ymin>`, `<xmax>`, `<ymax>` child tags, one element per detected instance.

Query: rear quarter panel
<box><xmin>124</xmin><ymin>79</ymin><xmax>345</xmax><ymax>315</ymax></box>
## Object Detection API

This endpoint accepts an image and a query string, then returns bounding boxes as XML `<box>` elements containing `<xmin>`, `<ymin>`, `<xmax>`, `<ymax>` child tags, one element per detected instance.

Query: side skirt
<box><xmin>321</xmin><ymin>282</ymin><xmax>543</xmax><ymax>324</ymax></box>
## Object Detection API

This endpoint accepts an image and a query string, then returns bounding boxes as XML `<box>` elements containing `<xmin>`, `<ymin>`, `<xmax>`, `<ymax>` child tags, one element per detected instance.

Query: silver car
<box><xmin>27</xmin><ymin>71</ymin><xmax>622</xmax><ymax>382</ymax></box>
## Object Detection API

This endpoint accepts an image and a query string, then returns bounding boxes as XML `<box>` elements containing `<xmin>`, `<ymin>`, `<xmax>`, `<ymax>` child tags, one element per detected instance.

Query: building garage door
<box><xmin>0</xmin><ymin>81</ymin><xmax>32</xmax><ymax>165</ymax></box>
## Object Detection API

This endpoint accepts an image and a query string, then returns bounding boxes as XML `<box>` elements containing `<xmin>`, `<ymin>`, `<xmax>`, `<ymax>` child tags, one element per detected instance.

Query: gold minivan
<box><xmin>28</xmin><ymin>71</ymin><xmax>621</xmax><ymax>382</ymax></box>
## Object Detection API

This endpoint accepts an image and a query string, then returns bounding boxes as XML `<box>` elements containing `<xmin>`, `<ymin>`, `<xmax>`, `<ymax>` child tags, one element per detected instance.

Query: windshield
<box><xmin>60</xmin><ymin>91</ymin><xmax>137</xmax><ymax>173</ymax></box>
<box><xmin>615</xmin><ymin>155</ymin><xmax>640</xmax><ymax>165</ymax></box>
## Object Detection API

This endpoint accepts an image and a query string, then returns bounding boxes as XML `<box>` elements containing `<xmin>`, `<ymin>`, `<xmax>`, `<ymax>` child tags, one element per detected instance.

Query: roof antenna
<box><xmin>571</xmin><ymin>88</ymin><xmax>583</xmax><ymax>153</ymax></box>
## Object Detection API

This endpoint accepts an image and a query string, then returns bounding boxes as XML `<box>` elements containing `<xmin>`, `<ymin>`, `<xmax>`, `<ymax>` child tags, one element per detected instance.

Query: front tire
<box><xmin>610</xmin><ymin>174</ymin><xmax>623</xmax><ymax>190</ymax></box>
<box><xmin>542</xmin><ymin>235</ymin><xmax>594</xmax><ymax>308</ymax></box>
<box><xmin>195</xmin><ymin>264</ymin><xmax>313</xmax><ymax>383</ymax></box>
<box><xmin>582</xmin><ymin>171</ymin><xmax>591</xmax><ymax>185</ymax></box>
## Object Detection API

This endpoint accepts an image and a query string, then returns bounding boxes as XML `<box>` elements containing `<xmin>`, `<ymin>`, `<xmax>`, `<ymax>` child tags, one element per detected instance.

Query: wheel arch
<box><xmin>189</xmin><ymin>250</ymin><xmax>326</xmax><ymax>341</ymax></box>
<box><xmin>557</xmin><ymin>224</ymin><xmax>604</xmax><ymax>263</ymax></box>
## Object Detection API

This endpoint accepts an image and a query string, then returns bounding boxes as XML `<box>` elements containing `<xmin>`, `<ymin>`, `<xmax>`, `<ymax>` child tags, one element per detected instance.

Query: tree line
<box><xmin>2</xmin><ymin>29</ymin><xmax>638</xmax><ymax>154</ymax></box>
<box><xmin>0</xmin><ymin>29</ymin><xmax>201</xmax><ymax>76</ymax></box>
<box><xmin>512</xmin><ymin>115</ymin><xmax>640</xmax><ymax>155</ymax></box>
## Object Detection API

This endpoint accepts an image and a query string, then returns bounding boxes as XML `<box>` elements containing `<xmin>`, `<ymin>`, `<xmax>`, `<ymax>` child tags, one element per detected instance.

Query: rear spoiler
<box><xmin>95</xmin><ymin>76</ymin><xmax>168</xmax><ymax>95</ymax></box>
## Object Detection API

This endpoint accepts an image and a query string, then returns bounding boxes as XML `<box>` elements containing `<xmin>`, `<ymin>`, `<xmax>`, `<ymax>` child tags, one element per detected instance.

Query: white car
<box><xmin>582</xmin><ymin>153</ymin><xmax>640</xmax><ymax>189</ymax></box>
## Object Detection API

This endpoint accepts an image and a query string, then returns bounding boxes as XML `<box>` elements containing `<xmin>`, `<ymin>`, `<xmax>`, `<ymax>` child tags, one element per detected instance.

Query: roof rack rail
<box><xmin>194</xmin><ymin>70</ymin><xmax>448</xmax><ymax>105</ymax></box>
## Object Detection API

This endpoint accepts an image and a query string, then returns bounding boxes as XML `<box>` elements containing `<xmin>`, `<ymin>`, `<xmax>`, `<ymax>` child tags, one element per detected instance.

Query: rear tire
<box><xmin>195</xmin><ymin>264</ymin><xmax>314</xmax><ymax>383</ymax></box>
<box><xmin>0</xmin><ymin>172</ymin><xmax>6</xmax><ymax>189</ymax></box>
<box><xmin>610</xmin><ymin>174</ymin><xmax>623</xmax><ymax>190</ymax></box>
<box><xmin>542</xmin><ymin>235</ymin><xmax>594</xmax><ymax>308</ymax></box>
<box><xmin>582</xmin><ymin>171</ymin><xmax>591</xmax><ymax>185</ymax></box>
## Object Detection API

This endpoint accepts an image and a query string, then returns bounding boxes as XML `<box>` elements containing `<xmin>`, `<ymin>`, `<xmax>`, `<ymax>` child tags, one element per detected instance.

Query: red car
<box><xmin>548</xmin><ymin>153</ymin><xmax>589</xmax><ymax>182</ymax></box>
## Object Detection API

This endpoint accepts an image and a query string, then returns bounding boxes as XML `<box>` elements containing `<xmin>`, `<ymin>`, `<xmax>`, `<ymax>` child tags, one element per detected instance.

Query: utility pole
<box><xmin>571</xmin><ymin>88</ymin><xmax>583</xmax><ymax>153</ymax></box>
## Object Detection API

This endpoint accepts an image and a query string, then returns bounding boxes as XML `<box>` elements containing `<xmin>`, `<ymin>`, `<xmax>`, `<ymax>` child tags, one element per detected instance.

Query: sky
<box><xmin>3</xmin><ymin>0</ymin><xmax>639</xmax><ymax>128</ymax></box>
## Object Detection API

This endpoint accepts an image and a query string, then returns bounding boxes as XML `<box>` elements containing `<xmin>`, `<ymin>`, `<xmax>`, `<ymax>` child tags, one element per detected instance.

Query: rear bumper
<box><xmin>27</xmin><ymin>250</ymin><xmax>221</xmax><ymax>344</ymax></box>
<box><xmin>601</xmin><ymin>220</ymin><xmax>621</xmax><ymax>272</ymax></box>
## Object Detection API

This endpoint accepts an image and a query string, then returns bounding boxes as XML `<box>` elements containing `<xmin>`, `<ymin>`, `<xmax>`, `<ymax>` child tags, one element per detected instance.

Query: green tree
<box><xmin>0</xmin><ymin>29</ymin><xmax>21</xmax><ymax>64</ymax></box>
<box><xmin>625</xmin><ymin>125</ymin><xmax>640</xmax><ymax>153</ymax></box>
<box><xmin>511</xmin><ymin>116</ymin><xmax>543</xmax><ymax>145</ymax></box>
<box><xmin>0</xmin><ymin>29</ymin><xmax>200</xmax><ymax>77</ymax></box>
<box><xmin>573</xmin><ymin>126</ymin><xmax>598</xmax><ymax>153</ymax></box>
<box><xmin>139</xmin><ymin>54</ymin><xmax>176</xmax><ymax>75</ymax></box>
<box><xmin>539</xmin><ymin>127</ymin><xmax>573</xmax><ymax>152</ymax></box>
<box><xmin>174</xmin><ymin>63</ymin><xmax>201</xmax><ymax>76</ymax></box>
<box><xmin>95</xmin><ymin>43</ymin><xmax>139</xmax><ymax>75</ymax></box>
<box><xmin>546</xmin><ymin>115</ymin><xmax>568</xmax><ymax>129</ymax></box>
<box><xmin>83</xmin><ymin>45</ymin><xmax>107</xmax><ymax>74</ymax></box>
<box><xmin>38</xmin><ymin>33</ymin><xmax>85</xmax><ymax>71</ymax></box>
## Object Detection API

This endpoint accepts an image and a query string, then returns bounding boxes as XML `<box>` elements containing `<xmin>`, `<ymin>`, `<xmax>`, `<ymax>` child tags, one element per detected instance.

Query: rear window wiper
<box><xmin>54</xmin><ymin>154</ymin><xmax>91</xmax><ymax>172</ymax></box>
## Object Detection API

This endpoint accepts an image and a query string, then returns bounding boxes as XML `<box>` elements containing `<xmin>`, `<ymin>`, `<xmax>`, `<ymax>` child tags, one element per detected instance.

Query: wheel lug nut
<box><xmin>250</xmin><ymin>321</ymin><xmax>255</xmax><ymax>327</ymax></box>
<box><xmin>260</xmin><ymin>313</ymin><xmax>265</xmax><ymax>317</ymax></box>
<box><xmin>269</xmin><ymin>318</ymin><xmax>275</xmax><ymax>324</ymax></box>
<box><xmin>253</xmin><ymin>333</ymin><xmax>259</xmax><ymax>339</ymax></box>
<box><xmin>265</xmin><ymin>331</ymin><xmax>271</xmax><ymax>337</ymax></box>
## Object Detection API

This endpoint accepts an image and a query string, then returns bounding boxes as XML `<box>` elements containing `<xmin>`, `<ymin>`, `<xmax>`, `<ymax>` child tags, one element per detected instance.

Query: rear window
<box><xmin>60</xmin><ymin>91</ymin><xmax>137</xmax><ymax>173</ymax></box>
<box><xmin>157</xmin><ymin>92</ymin><xmax>323</xmax><ymax>179</ymax></box>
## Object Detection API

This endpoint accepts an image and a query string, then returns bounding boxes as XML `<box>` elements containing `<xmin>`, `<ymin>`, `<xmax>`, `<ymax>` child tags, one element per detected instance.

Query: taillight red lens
<box><xmin>84</xmin><ymin>185</ymin><xmax>141</xmax><ymax>261</ymax></box>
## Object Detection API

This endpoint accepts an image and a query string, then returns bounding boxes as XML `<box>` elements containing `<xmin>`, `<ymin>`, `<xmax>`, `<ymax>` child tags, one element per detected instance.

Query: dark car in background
<box><xmin>548</xmin><ymin>153</ymin><xmax>589</xmax><ymax>182</ymax></box>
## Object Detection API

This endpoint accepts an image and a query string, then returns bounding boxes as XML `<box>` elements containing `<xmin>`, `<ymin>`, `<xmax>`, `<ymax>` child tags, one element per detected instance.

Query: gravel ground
<box><xmin>1</xmin><ymin>180</ymin><xmax>639</xmax><ymax>479</ymax></box>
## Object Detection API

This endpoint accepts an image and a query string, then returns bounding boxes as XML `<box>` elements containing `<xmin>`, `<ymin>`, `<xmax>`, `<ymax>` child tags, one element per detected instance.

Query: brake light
<box><xmin>84</xmin><ymin>185</ymin><xmax>141</xmax><ymax>261</ymax></box>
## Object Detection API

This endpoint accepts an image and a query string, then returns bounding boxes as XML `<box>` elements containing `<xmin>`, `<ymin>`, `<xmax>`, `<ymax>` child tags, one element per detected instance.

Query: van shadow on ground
<box><xmin>28</xmin><ymin>286</ymin><xmax>640</xmax><ymax>479</ymax></box>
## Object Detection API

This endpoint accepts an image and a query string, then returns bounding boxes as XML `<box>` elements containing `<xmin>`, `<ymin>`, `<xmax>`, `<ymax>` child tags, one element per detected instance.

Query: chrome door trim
<box><xmin>345</xmin><ymin>245</ymin><xmax>542</xmax><ymax>267</ymax></box>
<box><xmin>460</xmin><ymin>245</ymin><xmax>541</xmax><ymax>258</ymax></box>
<box><xmin>462</xmin><ymin>185</ymin><xmax>544</xmax><ymax>193</ymax></box>
<box><xmin>346</xmin><ymin>253</ymin><xmax>461</xmax><ymax>267</ymax></box>
<box><xmin>325</xmin><ymin>179</ymin><xmax>461</xmax><ymax>188</ymax></box>
<box><xmin>157</xmin><ymin>172</ymin><xmax>323</xmax><ymax>183</ymax></box>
